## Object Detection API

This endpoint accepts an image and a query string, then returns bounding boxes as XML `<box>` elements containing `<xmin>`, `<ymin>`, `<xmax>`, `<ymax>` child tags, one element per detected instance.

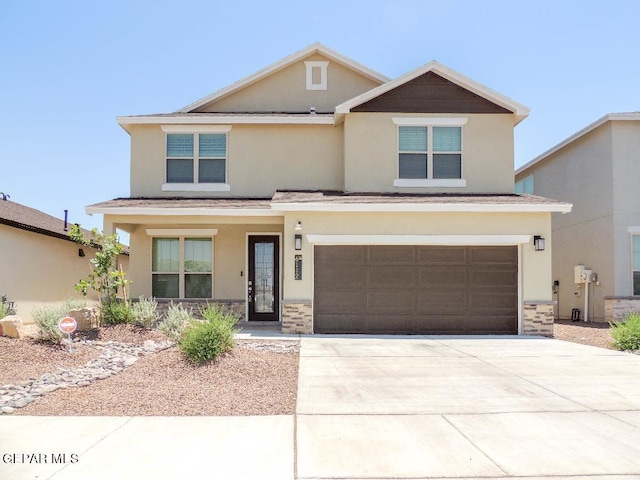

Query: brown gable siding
<box><xmin>352</xmin><ymin>71</ymin><xmax>512</xmax><ymax>114</ymax></box>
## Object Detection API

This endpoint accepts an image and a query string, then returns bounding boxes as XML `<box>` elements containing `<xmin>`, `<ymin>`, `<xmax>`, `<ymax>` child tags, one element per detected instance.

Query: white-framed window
<box><xmin>392</xmin><ymin>117</ymin><xmax>467</xmax><ymax>187</ymax></box>
<box><xmin>515</xmin><ymin>174</ymin><xmax>534</xmax><ymax>194</ymax></box>
<box><xmin>633</xmin><ymin>235</ymin><xmax>640</xmax><ymax>295</ymax></box>
<box><xmin>161</xmin><ymin>125</ymin><xmax>231</xmax><ymax>192</ymax></box>
<box><xmin>151</xmin><ymin>236</ymin><xmax>214</xmax><ymax>299</ymax></box>
<box><xmin>304</xmin><ymin>61</ymin><xmax>329</xmax><ymax>90</ymax></box>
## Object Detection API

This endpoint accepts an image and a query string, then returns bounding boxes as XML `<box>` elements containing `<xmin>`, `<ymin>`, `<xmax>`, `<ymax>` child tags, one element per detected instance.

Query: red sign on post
<box><xmin>58</xmin><ymin>316</ymin><xmax>78</xmax><ymax>334</ymax></box>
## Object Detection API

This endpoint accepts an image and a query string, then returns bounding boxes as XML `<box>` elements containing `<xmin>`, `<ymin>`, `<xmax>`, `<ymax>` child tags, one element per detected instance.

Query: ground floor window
<box><xmin>633</xmin><ymin>235</ymin><xmax>640</xmax><ymax>295</ymax></box>
<box><xmin>152</xmin><ymin>237</ymin><xmax>213</xmax><ymax>298</ymax></box>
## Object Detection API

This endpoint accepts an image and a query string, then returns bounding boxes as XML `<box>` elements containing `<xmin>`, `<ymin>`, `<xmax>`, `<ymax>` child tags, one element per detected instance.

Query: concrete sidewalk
<box><xmin>296</xmin><ymin>336</ymin><xmax>640</xmax><ymax>479</ymax></box>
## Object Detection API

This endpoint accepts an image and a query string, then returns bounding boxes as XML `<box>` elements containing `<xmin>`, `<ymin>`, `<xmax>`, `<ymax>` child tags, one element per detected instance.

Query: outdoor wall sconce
<box><xmin>295</xmin><ymin>221</ymin><xmax>302</xmax><ymax>231</ymax></box>
<box><xmin>78</xmin><ymin>248</ymin><xmax>86</xmax><ymax>257</ymax></box>
<box><xmin>533</xmin><ymin>235</ymin><xmax>545</xmax><ymax>251</ymax></box>
<box><xmin>295</xmin><ymin>234</ymin><xmax>302</xmax><ymax>250</ymax></box>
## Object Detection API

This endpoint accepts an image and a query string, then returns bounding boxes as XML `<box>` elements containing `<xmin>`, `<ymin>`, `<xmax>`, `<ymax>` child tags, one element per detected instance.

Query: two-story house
<box><xmin>516</xmin><ymin>113</ymin><xmax>640</xmax><ymax>323</ymax></box>
<box><xmin>88</xmin><ymin>43</ymin><xmax>570</xmax><ymax>335</ymax></box>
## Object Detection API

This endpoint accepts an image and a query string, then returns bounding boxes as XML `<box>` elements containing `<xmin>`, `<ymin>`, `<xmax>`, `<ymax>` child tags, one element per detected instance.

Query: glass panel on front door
<box><xmin>254</xmin><ymin>242</ymin><xmax>275</xmax><ymax>313</ymax></box>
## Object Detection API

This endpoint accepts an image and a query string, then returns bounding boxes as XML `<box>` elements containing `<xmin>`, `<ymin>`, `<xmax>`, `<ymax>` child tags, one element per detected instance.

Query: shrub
<box><xmin>131</xmin><ymin>296</ymin><xmax>160</xmax><ymax>329</ymax></box>
<box><xmin>180</xmin><ymin>303</ymin><xmax>239</xmax><ymax>364</ymax></box>
<box><xmin>610</xmin><ymin>311</ymin><xmax>640</xmax><ymax>351</ymax></box>
<box><xmin>100</xmin><ymin>300</ymin><xmax>134</xmax><ymax>325</ymax></box>
<box><xmin>62</xmin><ymin>298</ymin><xmax>88</xmax><ymax>312</ymax></box>
<box><xmin>32</xmin><ymin>304</ymin><xmax>66</xmax><ymax>343</ymax></box>
<box><xmin>0</xmin><ymin>302</ymin><xmax>11</xmax><ymax>320</ymax></box>
<box><xmin>158</xmin><ymin>302</ymin><xmax>194</xmax><ymax>341</ymax></box>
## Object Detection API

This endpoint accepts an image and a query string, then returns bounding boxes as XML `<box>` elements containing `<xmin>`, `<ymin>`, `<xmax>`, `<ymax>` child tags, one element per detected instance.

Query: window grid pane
<box><xmin>433</xmin><ymin>127</ymin><xmax>461</xmax><ymax>152</ymax></box>
<box><xmin>433</xmin><ymin>154</ymin><xmax>462</xmax><ymax>179</ymax></box>
<box><xmin>185</xmin><ymin>274</ymin><xmax>212</xmax><ymax>298</ymax></box>
<box><xmin>399</xmin><ymin>126</ymin><xmax>427</xmax><ymax>152</ymax></box>
<box><xmin>167</xmin><ymin>134</ymin><xmax>194</xmax><ymax>157</ymax></box>
<box><xmin>167</xmin><ymin>159</ymin><xmax>194</xmax><ymax>183</ymax></box>
<box><xmin>199</xmin><ymin>134</ymin><xmax>226</xmax><ymax>157</ymax></box>
<box><xmin>185</xmin><ymin>238</ymin><xmax>212</xmax><ymax>272</ymax></box>
<box><xmin>152</xmin><ymin>274</ymin><xmax>179</xmax><ymax>298</ymax></box>
<box><xmin>152</xmin><ymin>238</ymin><xmax>179</xmax><ymax>272</ymax></box>
<box><xmin>199</xmin><ymin>159</ymin><xmax>226</xmax><ymax>183</ymax></box>
<box><xmin>399</xmin><ymin>153</ymin><xmax>427</xmax><ymax>178</ymax></box>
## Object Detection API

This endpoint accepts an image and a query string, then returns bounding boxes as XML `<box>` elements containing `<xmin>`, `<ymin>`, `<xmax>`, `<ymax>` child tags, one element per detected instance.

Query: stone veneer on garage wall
<box><xmin>523</xmin><ymin>302</ymin><xmax>554</xmax><ymax>336</ymax></box>
<box><xmin>604</xmin><ymin>297</ymin><xmax>640</xmax><ymax>322</ymax></box>
<box><xmin>282</xmin><ymin>301</ymin><xmax>313</xmax><ymax>334</ymax></box>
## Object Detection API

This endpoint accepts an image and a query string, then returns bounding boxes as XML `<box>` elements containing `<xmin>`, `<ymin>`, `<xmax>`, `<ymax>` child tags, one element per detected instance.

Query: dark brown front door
<box><xmin>248</xmin><ymin>236</ymin><xmax>280</xmax><ymax>321</ymax></box>
<box><xmin>314</xmin><ymin>245</ymin><xmax>518</xmax><ymax>334</ymax></box>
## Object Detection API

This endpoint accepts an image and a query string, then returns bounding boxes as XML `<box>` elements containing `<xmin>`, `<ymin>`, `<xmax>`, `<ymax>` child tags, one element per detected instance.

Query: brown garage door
<box><xmin>314</xmin><ymin>245</ymin><xmax>517</xmax><ymax>334</ymax></box>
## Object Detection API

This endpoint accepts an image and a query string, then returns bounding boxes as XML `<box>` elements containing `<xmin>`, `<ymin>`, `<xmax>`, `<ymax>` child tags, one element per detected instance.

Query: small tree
<box><xmin>69</xmin><ymin>225</ymin><xmax>128</xmax><ymax>305</ymax></box>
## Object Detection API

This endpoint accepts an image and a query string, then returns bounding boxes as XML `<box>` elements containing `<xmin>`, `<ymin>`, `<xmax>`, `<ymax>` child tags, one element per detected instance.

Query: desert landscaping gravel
<box><xmin>0</xmin><ymin>320</ymin><xmax>619</xmax><ymax>416</ymax></box>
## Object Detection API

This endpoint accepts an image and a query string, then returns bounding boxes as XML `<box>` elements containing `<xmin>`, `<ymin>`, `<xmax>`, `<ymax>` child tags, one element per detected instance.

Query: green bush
<box><xmin>0</xmin><ymin>302</ymin><xmax>11</xmax><ymax>320</ymax></box>
<box><xmin>32</xmin><ymin>304</ymin><xmax>66</xmax><ymax>343</ymax></box>
<box><xmin>131</xmin><ymin>296</ymin><xmax>160</xmax><ymax>329</ymax></box>
<box><xmin>610</xmin><ymin>311</ymin><xmax>640</xmax><ymax>351</ymax></box>
<box><xmin>158</xmin><ymin>302</ymin><xmax>194</xmax><ymax>341</ymax></box>
<box><xmin>62</xmin><ymin>298</ymin><xmax>88</xmax><ymax>311</ymax></box>
<box><xmin>100</xmin><ymin>300</ymin><xmax>134</xmax><ymax>325</ymax></box>
<box><xmin>180</xmin><ymin>303</ymin><xmax>238</xmax><ymax>364</ymax></box>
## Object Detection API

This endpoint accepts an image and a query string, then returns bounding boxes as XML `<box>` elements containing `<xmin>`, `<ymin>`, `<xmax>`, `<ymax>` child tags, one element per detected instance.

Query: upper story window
<box><xmin>161</xmin><ymin>125</ymin><xmax>231</xmax><ymax>192</ymax></box>
<box><xmin>393</xmin><ymin>117</ymin><xmax>467</xmax><ymax>188</ymax></box>
<box><xmin>515</xmin><ymin>174</ymin><xmax>534</xmax><ymax>194</ymax></box>
<box><xmin>305</xmin><ymin>61</ymin><xmax>329</xmax><ymax>90</ymax></box>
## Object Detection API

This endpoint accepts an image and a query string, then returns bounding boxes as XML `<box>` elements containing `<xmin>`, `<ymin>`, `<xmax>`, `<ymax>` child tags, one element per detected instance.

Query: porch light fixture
<box><xmin>295</xmin><ymin>234</ymin><xmax>302</xmax><ymax>250</ymax></box>
<box><xmin>78</xmin><ymin>248</ymin><xmax>86</xmax><ymax>257</ymax></box>
<box><xmin>295</xmin><ymin>221</ymin><xmax>302</xmax><ymax>231</ymax></box>
<box><xmin>533</xmin><ymin>235</ymin><xmax>545</xmax><ymax>251</ymax></box>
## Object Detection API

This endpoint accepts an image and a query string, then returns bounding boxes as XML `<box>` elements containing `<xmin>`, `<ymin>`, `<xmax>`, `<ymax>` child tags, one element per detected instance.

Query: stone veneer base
<box><xmin>604</xmin><ymin>296</ymin><xmax>640</xmax><ymax>323</ymax></box>
<box><xmin>282</xmin><ymin>301</ymin><xmax>312</xmax><ymax>334</ymax></box>
<box><xmin>523</xmin><ymin>302</ymin><xmax>554</xmax><ymax>336</ymax></box>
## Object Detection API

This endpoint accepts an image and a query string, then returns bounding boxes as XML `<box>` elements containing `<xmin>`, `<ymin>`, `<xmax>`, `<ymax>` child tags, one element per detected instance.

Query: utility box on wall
<box><xmin>574</xmin><ymin>265</ymin><xmax>592</xmax><ymax>284</ymax></box>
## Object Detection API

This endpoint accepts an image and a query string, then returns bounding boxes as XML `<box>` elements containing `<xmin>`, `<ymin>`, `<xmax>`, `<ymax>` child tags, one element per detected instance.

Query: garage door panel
<box><xmin>364</xmin><ymin>315</ymin><xmax>409</xmax><ymax>332</ymax></box>
<box><xmin>470</xmin><ymin>268</ymin><xmax>517</xmax><ymax>287</ymax></box>
<box><xmin>314</xmin><ymin>315</ymin><xmax>366</xmax><ymax>333</ymax></box>
<box><xmin>366</xmin><ymin>290</ymin><xmax>416</xmax><ymax>314</ymax></box>
<box><xmin>418</xmin><ymin>289</ymin><xmax>467</xmax><ymax>312</ymax></box>
<box><xmin>315</xmin><ymin>245</ymin><xmax>365</xmax><ymax>265</ymax></box>
<box><xmin>468</xmin><ymin>315</ymin><xmax>518</xmax><ymax>333</ymax></box>
<box><xmin>407</xmin><ymin>315</ymin><xmax>467</xmax><ymax>333</ymax></box>
<box><xmin>316</xmin><ymin>265</ymin><xmax>368</xmax><ymax>289</ymax></box>
<box><xmin>419</xmin><ymin>267</ymin><xmax>467</xmax><ymax>286</ymax></box>
<box><xmin>469</xmin><ymin>292</ymin><xmax>518</xmax><ymax>311</ymax></box>
<box><xmin>314</xmin><ymin>290</ymin><xmax>366</xmax><ymax>314</ymax></box>
<box><xmin>469</xmin><ymin>246</ymin><xmax>517</xmax><ymax>264</ymax></box>
<box><xmin>367</xmin><ymin>266</ymin><xmax>417</xmax><ymax>288</ymax></box>
<box><xmin>367</xmin><ymin>246</ymin><xmax>416</xmax><ymax>264</ymax></box>
<box><xmin>417</xmin><ymin>246</ymin><xmax>467</xmax><ymax>264</ymax></box>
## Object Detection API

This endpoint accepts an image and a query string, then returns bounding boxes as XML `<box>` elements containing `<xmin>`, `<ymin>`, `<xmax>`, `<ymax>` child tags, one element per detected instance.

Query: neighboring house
<box><xmin>87</xmin><ymin>43</ymin><xmax>569</xmax><ymax>335</ymax></box>
<box><xmin>516</xmin><ymin>112</ymin><xmax>640</xmax><ymax>323</ymax></box>
<box><xmin>0</xmin><ymin>197</ymin><xmax>129</xmax><ymax>323</ymax></box>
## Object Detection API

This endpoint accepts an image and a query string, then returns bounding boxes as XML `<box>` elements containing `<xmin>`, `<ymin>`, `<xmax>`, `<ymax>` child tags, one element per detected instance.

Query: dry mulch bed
<box><xmin>553</xmin><ymin>319</ymin><xmax>615</xmax><ymax>350</ymax></box>
<box><xmin>2</xmin><ymin>325</ymin><xmax>299</xmax><ymax>416</ymax></box>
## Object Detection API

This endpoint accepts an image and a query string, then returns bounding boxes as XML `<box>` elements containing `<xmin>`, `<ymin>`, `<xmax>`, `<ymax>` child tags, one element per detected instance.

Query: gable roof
<box><xmin>516</xmin><ymin>112</ymin><xmax>640</xmax><ymax>176</ymax></box>
<box><xmin>178</xmin><ymin>43</ymin><xmax>390</xmax><ymax>114</ymax></box>
<box><xmin>0</xmin><ymin>199</ymin><xmax>93</xmax><ymax>243</ymax></box>
<box><xmin>335</xmin><ymin>61</ymin><xmax>529</xmax><ymax>125</ymax></box>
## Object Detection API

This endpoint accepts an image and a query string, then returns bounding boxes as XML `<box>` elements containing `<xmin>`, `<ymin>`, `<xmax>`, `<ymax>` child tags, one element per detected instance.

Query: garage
<box><xmin>313</xmin><ymin>245</ymin><xmax>518</xmax><ymax>334</ymax></box>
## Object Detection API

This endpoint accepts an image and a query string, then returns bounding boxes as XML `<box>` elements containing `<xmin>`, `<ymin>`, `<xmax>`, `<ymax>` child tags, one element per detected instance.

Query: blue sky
<box><xmin>1</xmin><ymin>0</ymin><xmax>639</xmax><ymax>232</ymax></box>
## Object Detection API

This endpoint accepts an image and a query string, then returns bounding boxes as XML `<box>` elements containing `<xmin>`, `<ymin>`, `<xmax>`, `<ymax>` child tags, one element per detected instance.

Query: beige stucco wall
<box><xmin>121</xmin><ymin>218</ymin><xmax>283</xmax><ymax>300</ymax></box>
<box><xmin>281</xmin><ymin>211</ymin><xmax>553</xmax><ymax>322</ymax></box>
<box><xmin>0</xmin><ymin>225</ymin><xmax>121</xmax><ymax>324</ymax></box>
<box><xmin>516</xmin><ymin>122</ymin><xmax>615</xmax><ymax>320</ymax></box>
<box><xmin>129</xmin><ymin>123</ymin><xmax>343</xmax><ymax>197</ymax></box>
<box><xmin>195</xmin><ymin>53</ymin><xmax>381</xmax><ymax>113</ymax></box>
<box><xmin>344</xmin><ymin>113</ymin><xmax>515</xmax><ymax>193</ymax></box>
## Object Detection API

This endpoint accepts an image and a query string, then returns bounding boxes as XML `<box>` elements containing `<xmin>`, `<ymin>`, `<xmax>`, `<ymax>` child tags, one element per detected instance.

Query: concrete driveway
<box><xmin>296</xmin><ymin>336</ymin><xmax>640</xmax><ymax>479</ymax></box>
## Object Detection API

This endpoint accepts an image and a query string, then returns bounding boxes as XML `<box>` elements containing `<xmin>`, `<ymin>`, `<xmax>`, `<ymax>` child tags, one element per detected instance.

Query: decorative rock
<box><xmin>0</xmin><ymin>315</ymin><xmax>26</xmax><ymax>339</ymax></box>
<box><xmin>0</xmin><ymin>338</ymin><xmax>175</xmax><ymax>414</ymax></box>
<box><xmin>68</xmin><ymin>307</ymin><xmax>100</xmax><ymax>331</ymax></box>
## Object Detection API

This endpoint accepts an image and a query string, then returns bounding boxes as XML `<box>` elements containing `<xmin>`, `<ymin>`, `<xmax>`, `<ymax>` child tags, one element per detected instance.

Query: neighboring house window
<box><xmin>515</xmin><ymin>174</ymin><xmax>534</xmax><ymax>194</ymax></box>
<box><xmin>392</xmin><ymin>117</ymin><xmax>467</xmax><ymax>187</ymax></box>
<box><xmin>161</xmin><ymin>125</ymin><xmax>231</xmax><ymax>192</ymax></box>
<box><xmin>304</xmin><ymin>61</ymin><xmax>329</xmax><ymax>90</ymax></box>
<box><xmin>152</xmin><ymin>237</ymin><xmax>213</xmax><ymax>298</ymax></box>
<box><xmin>633</xmin><ymin>235</ymin><xmax>640</xmax><ymax>295</ymax></box>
